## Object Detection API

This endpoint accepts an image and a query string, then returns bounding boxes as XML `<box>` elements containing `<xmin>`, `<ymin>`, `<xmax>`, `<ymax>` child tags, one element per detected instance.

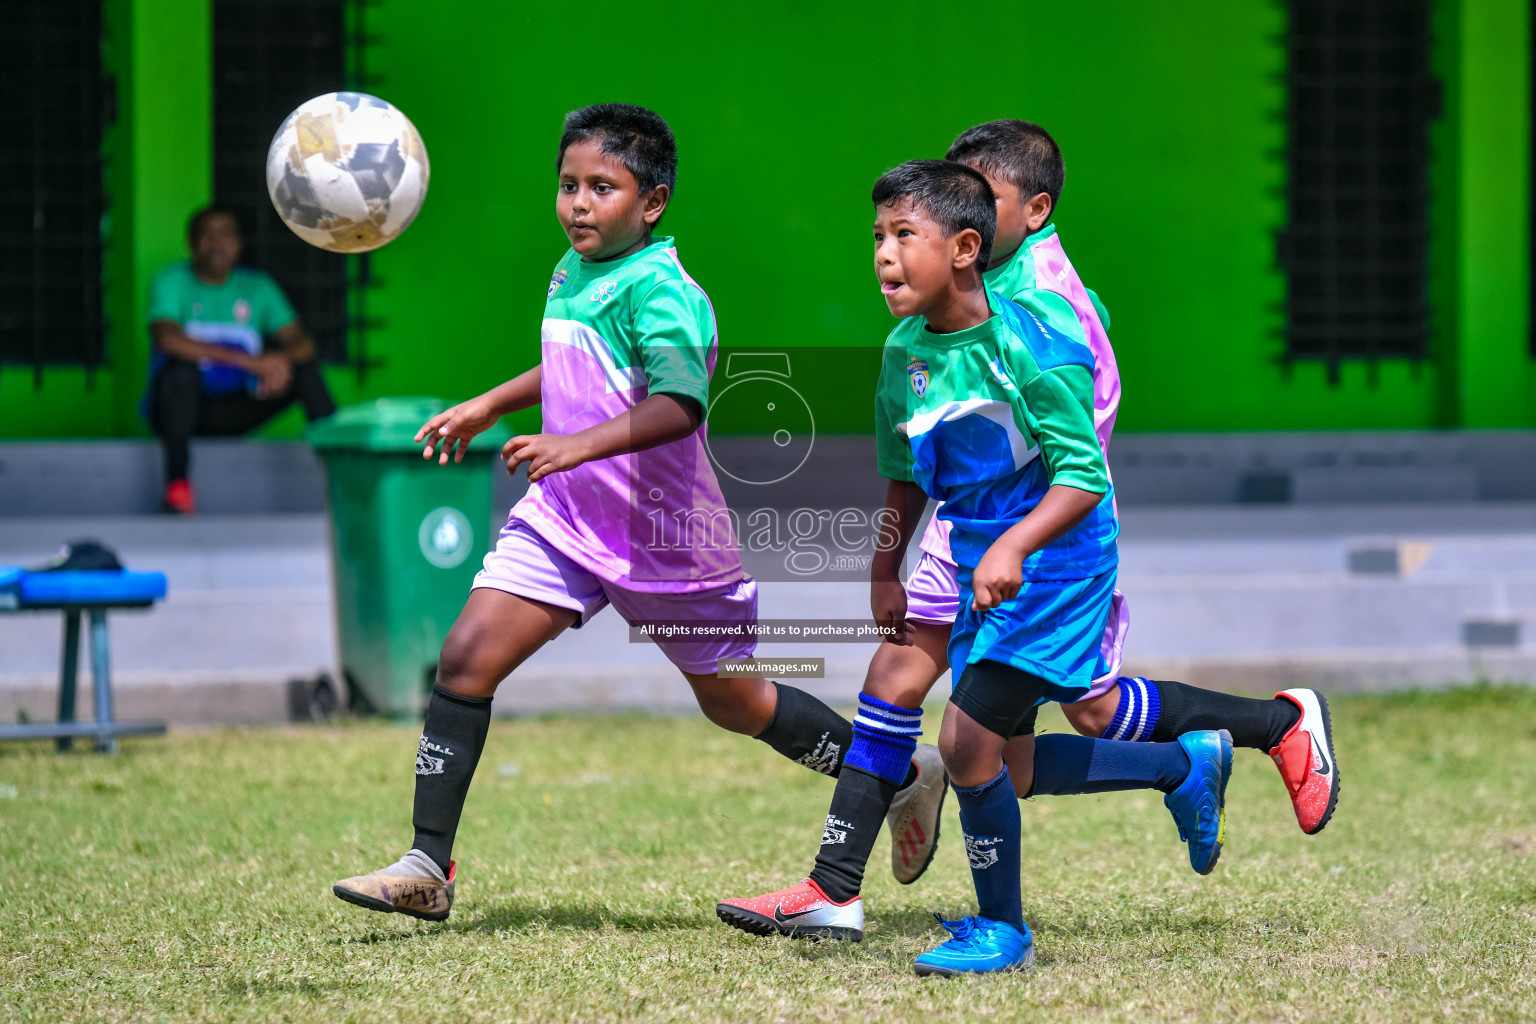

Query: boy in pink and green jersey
<box><xmin>332</xmin><ymin>103</ymin><xmax>937</xmax><ymax>924</ymax></box>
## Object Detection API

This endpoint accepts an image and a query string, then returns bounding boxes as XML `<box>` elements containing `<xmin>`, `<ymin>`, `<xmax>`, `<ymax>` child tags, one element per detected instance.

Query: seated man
<box><xmin>146</xmin><ymin>206</ymin><xmax>335</xmax><ymax>514</ymax></box>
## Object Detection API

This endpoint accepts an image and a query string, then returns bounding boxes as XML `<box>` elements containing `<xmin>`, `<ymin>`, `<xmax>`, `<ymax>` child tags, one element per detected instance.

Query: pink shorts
<box><xmin>904</xmin><ymin>550</ymin><xmax>1130</xmax><ymax>700</ymax></box>
<box><xmin>474</xmin><ymin>519</ymin><xmax>758</xmax><ymax>675</ymax></box>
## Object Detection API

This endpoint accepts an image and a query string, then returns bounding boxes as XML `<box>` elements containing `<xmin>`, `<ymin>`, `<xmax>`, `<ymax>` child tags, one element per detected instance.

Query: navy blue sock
<box><xmin>1100</xmin><ymin>676</ymin><xmax>1162</xmax><ymax>741</ymax></box>
<box><xmin>1029</xmin><ymin>733</ymin><xmax>1190</xmax><ymax>796</ymax></box>
<box><xmin>953</xmin><ymin>767</ymin><xmax>1023</xmax><ymax>930</ymax></box>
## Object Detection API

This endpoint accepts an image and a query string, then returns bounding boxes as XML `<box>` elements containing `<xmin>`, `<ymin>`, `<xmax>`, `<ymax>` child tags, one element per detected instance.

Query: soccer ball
<box><xmin>266</xmin><ymin>92</ymin><xmax>430</xmax><ymax>253</ymax></box>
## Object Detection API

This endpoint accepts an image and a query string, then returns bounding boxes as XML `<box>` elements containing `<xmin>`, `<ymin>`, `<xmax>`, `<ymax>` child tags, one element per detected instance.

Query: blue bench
<box><xmin>0</xmin><ymin>567</ymin><xmax>170</xmax><ymax>753</ymax></box>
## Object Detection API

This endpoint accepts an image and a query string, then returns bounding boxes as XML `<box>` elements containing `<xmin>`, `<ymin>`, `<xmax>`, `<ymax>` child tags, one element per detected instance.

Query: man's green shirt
<box><xmin>148</xmin><ymin>262</ymin><xmax>296</xmax><ymax>395</ymax></box>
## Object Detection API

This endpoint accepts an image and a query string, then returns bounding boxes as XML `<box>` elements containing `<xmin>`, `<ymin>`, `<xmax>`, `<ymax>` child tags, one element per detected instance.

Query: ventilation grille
<box><xmin>1280</xmin><ymin>0</ymin><xmax>1436</xmax><ymax>369</ymax></box>
<box><xmin>0</xmin><ymin>1</ymin><xmax>106</xmax><ymax>371</ymax></box>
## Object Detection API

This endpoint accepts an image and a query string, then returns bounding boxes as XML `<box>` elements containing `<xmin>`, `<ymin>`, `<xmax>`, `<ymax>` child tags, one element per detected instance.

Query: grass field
<box><xmin>3</xmin><ymin>686</ymin><xmax>1534</xmax><ymax>1023</ymax></box>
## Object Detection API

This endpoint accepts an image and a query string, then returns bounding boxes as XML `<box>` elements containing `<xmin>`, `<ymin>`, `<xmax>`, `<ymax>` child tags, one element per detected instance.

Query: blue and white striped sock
<box><xmin>1101</xmin><ymin>677</ymin><xmax>1162</xmax><ymax>742</ymax></box>
<box><xmin>808</xmin><ymin>695</ymin><xmax>922</xmax><ymax>902</ymax></box>
<box><xmin>845</xmin><ymin>693</ymin><xmax>922</xmax><ymax>784</ymax></box>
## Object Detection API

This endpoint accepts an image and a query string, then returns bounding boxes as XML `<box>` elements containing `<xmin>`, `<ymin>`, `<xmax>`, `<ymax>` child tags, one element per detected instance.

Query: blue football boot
<box><xmin>1164</xmin><ymin>728</ymin><xmax>1233</xmax><ymax>874</ymax></box>
<box><xmin>913</xmin><ymin>916</ymin><xmax>1034</xmax><ymax>977</ymax></box>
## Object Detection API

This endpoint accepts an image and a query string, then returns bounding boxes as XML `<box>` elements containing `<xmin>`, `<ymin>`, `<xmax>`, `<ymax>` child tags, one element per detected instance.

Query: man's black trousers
<box><xmin>150</xmin><ymin>357</ymin><xmax>336</xmax><ymax>483</ymax></box>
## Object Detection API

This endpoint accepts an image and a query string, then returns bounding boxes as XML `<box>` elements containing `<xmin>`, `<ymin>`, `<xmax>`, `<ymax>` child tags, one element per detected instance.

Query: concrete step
<box><xmin>0</xmin><ymin>503</ymin><xmax>1531</xmax><ymax>724</ymax></box>
<box><xmin>5</xmin><ymin>430</ymin><xmax>1536</xmax><ymax>517</ymax></box>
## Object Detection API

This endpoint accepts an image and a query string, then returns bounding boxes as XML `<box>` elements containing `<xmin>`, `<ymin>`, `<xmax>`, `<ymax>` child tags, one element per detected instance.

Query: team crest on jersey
<box><xmin>907</xmin><ymin>357</ymin><xmax>930</xmax><ymax>398</ymax></box>
<box><xmin>233</xmin><ymin>299</ymin><xmax>251</xmax><ymax>323</ymax></box>
<box><xmin>548</xmin><ymin>269</ymin><xmax>568</xmax><ymax>298</ymax></box>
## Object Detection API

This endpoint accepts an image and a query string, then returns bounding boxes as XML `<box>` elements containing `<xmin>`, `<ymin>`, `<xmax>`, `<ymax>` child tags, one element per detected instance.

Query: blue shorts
<box><xmin>948</xmin><ymin>567</ymin><xmax>1118</xmax><ymax>702</ymax></box>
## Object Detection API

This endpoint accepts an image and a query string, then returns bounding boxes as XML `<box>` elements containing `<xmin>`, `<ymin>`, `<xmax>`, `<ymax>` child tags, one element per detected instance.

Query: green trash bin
<box><xmin>308</xmin><ymin>397</ymin><xmax>510</xmax><ymax>719</ymax></box>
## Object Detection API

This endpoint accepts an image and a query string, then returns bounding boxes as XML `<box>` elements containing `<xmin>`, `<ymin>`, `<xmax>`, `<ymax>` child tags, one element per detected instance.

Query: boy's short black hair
<box><xmin>187</xmin><ymin>205</ymin><xmax>241</xmax><ymax>241</ymax></box>
<box><xmin>556</xmin><ymin>103</ymin><xmax>677</xmax><ymax>195</ymax></box>
<box><xmin>872</xmin><ymin>159</ymin><xmax>996</xmax><ymax>275</ymax></box>
<box><xmin>946</xmin><ymin>119</ymin><xmax>1065</xmax><ymax>214</ymax></box>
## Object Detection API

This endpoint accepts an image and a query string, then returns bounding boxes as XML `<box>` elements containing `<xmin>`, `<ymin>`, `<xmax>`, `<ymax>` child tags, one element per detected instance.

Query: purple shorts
<box><xmin>474</xmin><ymin>519</ymin><xmax>758</xmax><ymax>675</ymax></box>
<box><xmin>904</xmin><ymin>551</ymin><xmax>1130</xmax><ymax>700</ymax></box>
<box><xmin>904</xmin><ymin>550</ymin><xmax>964</xmax><ymax>626</ymax></box>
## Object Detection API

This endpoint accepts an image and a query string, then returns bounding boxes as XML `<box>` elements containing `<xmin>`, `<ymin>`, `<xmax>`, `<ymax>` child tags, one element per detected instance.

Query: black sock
<box><xmin>808</xmin><ymin>766</ymin><xmax>898</xmax><ymax>903</ymax></box>
<box><xmin>1147</xmin><ymin>679</ymin><xmax>1300</xmax><ymax>751</ymax></box>
<box><xmin>410</xmin><ymin>686</ymin><xmax>493</xmax><ymax>873</ymax></box>
<box><xmin>755</xmin><ymin>682</ymin><xmax>854</xmax><ymax>777</ymax></box>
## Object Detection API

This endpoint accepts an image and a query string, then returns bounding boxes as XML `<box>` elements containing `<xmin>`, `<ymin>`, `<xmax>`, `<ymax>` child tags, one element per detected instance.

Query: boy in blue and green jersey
<box><xmin>722</xmin><ymin>159</ymin><xmax>1234</xmax><ymax>962</ymax></box>
<box><xmin>721</xmin><ymin>127</ymin><xmax>1305</xmax><ymax>950</ymax></box>
<box><xmin>870</xmin><ymin>161</ymin><xmax>1232</xmax><ymax>976</ymax></box>
<box><xmin>931</xmin><ymin>126</ymin><xmax>1333</xmax><ymax>834</ymax></box>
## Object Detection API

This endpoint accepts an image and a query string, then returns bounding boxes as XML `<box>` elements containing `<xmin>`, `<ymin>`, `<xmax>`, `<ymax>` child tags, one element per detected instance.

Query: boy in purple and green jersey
<box><xmin>510</xmin><ymin>241</ymin><xmax>743</xmax><ymax>590</ymax></box>
<box><xmin>331</xmin><ymin>103</ymin><xmax>937</xmax><ymax>924</ymax></box>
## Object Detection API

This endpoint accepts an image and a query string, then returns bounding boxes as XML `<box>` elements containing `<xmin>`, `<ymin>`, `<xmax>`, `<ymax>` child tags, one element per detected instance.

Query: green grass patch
<box><xmin>3</xmin><ymin>687</ymin><xmax>1534</xmax><ymax>1022</ymax></box>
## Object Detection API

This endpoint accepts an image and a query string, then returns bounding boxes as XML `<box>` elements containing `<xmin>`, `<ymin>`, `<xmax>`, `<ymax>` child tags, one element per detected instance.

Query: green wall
<box><xmin>357</xmin><ymin>0</ymin><xmax>1301</xmax><ymax>437</ymax></box>
<box><xmin>1</xmin><ymin>0</ymin><xmax>1530</xmax><ymax>439</ymax></box>
<box><xmin>0</xmin><ymin>0</ymin><xmax>211</xmax><ymax>438</ymax></box>
<box><xmin>1445</xmin><ymin>0</ymin><xmax>1535</xmax><ymax>427</ymax></box>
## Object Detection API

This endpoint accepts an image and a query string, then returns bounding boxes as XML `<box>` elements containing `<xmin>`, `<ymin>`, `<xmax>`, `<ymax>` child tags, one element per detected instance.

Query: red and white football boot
<box><xmin>1269</xmin><ymin>688</ymin><xmax>1340</xmax><ymax>835</ymax></box>
<box><xmin>888</xmin><ymin>743</ymin><xmax>947</xmax><ymax>884</ymax></box>
<box><xmin>716</xmin><ymin>879</ymin><xmax>863</xmax><ymax>941</ymax></box>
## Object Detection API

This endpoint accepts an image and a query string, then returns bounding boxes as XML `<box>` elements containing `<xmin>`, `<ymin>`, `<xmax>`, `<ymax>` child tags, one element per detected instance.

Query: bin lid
<box><xmin>307</xmin><ymin>397</ymin><xmax>512</xmax><ymax>452</ymax></box>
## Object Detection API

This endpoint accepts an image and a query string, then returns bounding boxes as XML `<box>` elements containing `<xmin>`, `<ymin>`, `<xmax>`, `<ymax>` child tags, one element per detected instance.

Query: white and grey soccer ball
<box><xmin>266</xmin><ymin>92</ymin><xmax>430</xmax><ymax>253</ymax></box>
